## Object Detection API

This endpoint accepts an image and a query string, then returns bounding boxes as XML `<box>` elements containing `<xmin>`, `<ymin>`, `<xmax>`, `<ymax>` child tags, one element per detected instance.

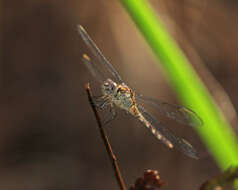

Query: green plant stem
<box><xmin>119</xmin><ymin>0</ymin><xmax>238</xmax><ymax>169</ymax></box>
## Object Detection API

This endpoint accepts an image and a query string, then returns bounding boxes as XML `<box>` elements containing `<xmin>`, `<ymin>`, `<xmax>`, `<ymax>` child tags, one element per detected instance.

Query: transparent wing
<box><xmin>137</xmin><ymin>104</ymin><xmax>199</xmax><ymax>159</ymax></box>
<box><xmin>136</xmin><ymin>94</ymin><xmax>203</xmax><ymax>127</ymax></box>
<box><xmin>77</xmin><ymin>25</ymin><xmax>123</xmax><ymax>83</ymax></box>
<box><xmin>81</xmin><ymin>54</ymin><xmax>105</xmax><ymax>83</ymax></box>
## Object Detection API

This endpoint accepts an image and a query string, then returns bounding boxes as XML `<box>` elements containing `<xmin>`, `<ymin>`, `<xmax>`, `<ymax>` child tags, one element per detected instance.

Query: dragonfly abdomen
<box><xmin>135</xmin><ymin>111</ymin><xmax>174</xmax><ymax>149</ymax></box>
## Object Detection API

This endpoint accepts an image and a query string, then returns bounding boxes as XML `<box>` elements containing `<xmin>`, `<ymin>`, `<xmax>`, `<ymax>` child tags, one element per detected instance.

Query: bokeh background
<box><xmin>2</xmin><ymin>0</ymin><xmax>238</xmax><ymax>189</ymax></box>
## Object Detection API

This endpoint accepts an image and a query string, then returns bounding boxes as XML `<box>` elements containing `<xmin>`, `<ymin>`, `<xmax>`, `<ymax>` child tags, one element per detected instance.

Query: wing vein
<box><xmin>137</xmin><ymin>104</ymin><xmax>199</xmax><ymax>159</ymax></box>
<box><xmin>78</xmin><ymin>25</ymin><xmax>123</xmax><ymax>83</ymax></box>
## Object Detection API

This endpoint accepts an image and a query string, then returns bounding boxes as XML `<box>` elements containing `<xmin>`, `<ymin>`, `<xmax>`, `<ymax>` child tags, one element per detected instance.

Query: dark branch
<box><xmin>85</xmin><ymin>83</ymin><xmax>127</xmax><ymax>190</ymax></box>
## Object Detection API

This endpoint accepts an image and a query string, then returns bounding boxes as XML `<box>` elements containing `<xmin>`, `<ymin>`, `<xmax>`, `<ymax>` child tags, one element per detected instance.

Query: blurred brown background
<box><xmin>1</xmin><ymin>0</ymin><xmax>238</xmax><ymax>189</ymax></box>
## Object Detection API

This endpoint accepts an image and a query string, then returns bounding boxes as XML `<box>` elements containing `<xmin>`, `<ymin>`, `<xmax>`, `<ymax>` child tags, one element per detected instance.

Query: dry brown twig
<box><xmin>85</xmin><ymin>83</ymin><xmax>127</xmax><ymax>190</ymax></box>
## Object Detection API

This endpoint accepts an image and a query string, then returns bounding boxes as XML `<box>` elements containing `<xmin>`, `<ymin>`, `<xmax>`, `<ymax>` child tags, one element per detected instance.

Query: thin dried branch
<box><xmin>85</xmin><ymin>83</ymin><xmax>127</xmax><ymax>190</ymax></box>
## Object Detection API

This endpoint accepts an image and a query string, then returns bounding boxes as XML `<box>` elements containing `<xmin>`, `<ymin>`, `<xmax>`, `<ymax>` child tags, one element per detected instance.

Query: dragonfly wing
<box><xmin>77</xmin><ymin>25</ymin><xmax>123</xmax><ymax>83</ymax></box>
<box><xmin>137</xmin><ymin>104</ymin><xmax>199</xmax><ymax>159</ymax></box>
<box><xmin>81</xmin><ymin>54</ymin><xmax>105</xmax><ymax>83</ymax></box>
<box><xmin>136</xmin><ymin>94</ymin><xmax>203</xmax><ymax>127</ymax></box>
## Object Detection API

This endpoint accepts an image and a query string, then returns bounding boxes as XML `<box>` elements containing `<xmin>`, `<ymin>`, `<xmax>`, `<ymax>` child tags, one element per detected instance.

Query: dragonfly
<box><xmin>78</xmin><ymin>25</ymin><xmax>203</xmax><ymax>159</ymax></box>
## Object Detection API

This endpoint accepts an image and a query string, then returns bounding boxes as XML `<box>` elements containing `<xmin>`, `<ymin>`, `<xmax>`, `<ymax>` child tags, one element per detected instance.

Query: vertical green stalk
<box><xmin>119</xmin><ymin>0</ymin><xmax>238</xmax><ymax>170</ymax></box>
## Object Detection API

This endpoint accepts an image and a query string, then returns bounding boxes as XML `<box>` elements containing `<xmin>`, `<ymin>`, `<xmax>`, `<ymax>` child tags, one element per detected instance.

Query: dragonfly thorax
<box><xmin>102</xmin><ymin>79</ymin><xmax>135</xmax><ymax>111</ymax></box>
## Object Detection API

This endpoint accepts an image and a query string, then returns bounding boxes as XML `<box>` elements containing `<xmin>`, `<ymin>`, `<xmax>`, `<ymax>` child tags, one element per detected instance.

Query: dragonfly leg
<box><xmin>92</xmin><ymin>95</ymin><xmax>110</xmax><ymax>110</ymax></box>
<box><xmin>102</xmin><ymin>104</ymin><xmax>117</xmax><ymax>126</ymax></box>
<box><xmin>92</xmin><ymin>96</ymin><xmax>116</xmax><ymax>126</ymax></box>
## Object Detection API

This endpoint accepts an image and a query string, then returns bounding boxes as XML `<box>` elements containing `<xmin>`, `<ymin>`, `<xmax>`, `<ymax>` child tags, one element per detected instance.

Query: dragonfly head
<box><xmin>102</xmin><ymin>79</ymin><xmax>117</xmax><ymax>95</ymax></box>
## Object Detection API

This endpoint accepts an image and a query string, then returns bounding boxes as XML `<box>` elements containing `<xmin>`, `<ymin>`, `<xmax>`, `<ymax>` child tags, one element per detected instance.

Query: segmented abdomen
<box><xmin>129</xmin><ymin>105</ymin><xmax>173</xmax><ymax>149</ymax></box>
